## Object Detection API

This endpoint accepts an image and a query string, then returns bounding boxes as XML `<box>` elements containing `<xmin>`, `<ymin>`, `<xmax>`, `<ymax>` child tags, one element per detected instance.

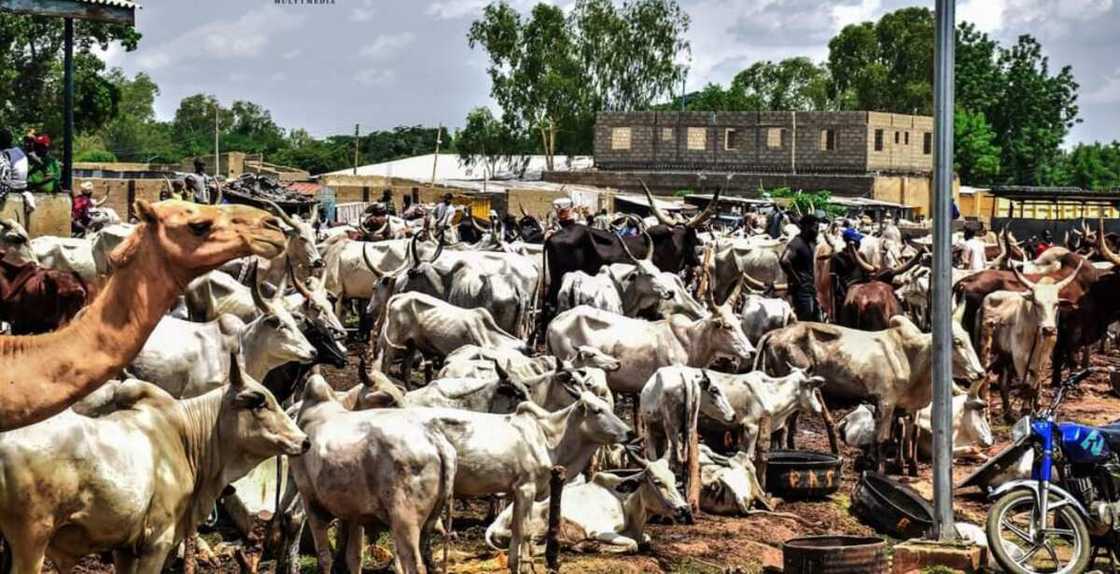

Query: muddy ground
<box><xmin>45</xmin><ymin>350</ymin><xmax>1120</xmax><ymax>573</ymax></box>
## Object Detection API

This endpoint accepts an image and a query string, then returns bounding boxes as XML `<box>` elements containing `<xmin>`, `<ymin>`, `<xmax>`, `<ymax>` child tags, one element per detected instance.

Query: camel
<box><xmin>0</xmin><ymin>199</ymin><xmax>286</xmax><ymax>431</ymax></box>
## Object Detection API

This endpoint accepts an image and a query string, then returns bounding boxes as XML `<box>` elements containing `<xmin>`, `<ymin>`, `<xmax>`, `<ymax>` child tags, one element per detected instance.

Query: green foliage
<box><xmin>731</xmin><ymin>58</ymin><xmax>832</xmax><ymax>111</ymax></box>
<box><xmin>768</xmin><ymin>188</ymin><xmax>845</xmax><ymax>218</ymax></box>
<box><xmin>469</xmin><ymin>0</ymin><xmax>690</xmax><ymax>162</ymax></box>
<box><xmin>457</xmin><ymin>107</ymin><xmax>521</xmax><ymax>179</ymax></box>
<box><xmin>954</xmin><ymin>108</ymin><xmax>1001</xmax><ymax>184</ymax></box>
<box><xmin>74</xmin><ymin>133</ymin><xmax>116</xmax><ymax>163</ymax></box>
<box><xmin>829</xmin><ymin>7</ymin><xmax>934</xmax><ymax>114</ymax></box>
<box><xmin>1053</xmin><ymin>142</ymin><xmax>1120</xmax><ymax>191</ymax></box>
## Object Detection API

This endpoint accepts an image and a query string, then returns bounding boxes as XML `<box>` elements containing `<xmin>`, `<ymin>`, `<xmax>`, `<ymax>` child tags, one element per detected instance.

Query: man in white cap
<box><xmin>553</xmin><ymin>197</ymin><xmax>575</xmax><ymax>228</ymax></box>
<box><xmin>71</xmin><ymin>181</ymin><xmax>96</xmax><ymax>236</ymax></box>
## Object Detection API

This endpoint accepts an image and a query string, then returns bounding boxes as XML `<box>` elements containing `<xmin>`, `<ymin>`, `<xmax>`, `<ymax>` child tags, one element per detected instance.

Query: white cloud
<box><xmin>354</xmin><ymin>68</ymin><xmax>397</xmax><ymax>87</ymax></box>
<box><xmin>271</xmin><ymin>71</ymin><xmax>288</xmax><ymax>82</ymax></box>
<box><xmin>958</xmin><ymin>0</ymin><xmax>1006</xmax><ymax>33</ymax></box>
<box><xmin>282</xmin><ymin>48</ymin><xmax>303</xmax><ymax>61</ymax></box>
<box><xmin>137</xmin><ymin>9</ymin><xmax>304</xmax><ymax>71</ymax></box>
<box><xmin>359</xmin><ymin>32</ymin><xmax>416</xmax><ymax>59</ymax></box>
<box><xmin>1084</xmin><ymin>67</ymin><xmax>1120</xmax><ymax>103</ymax></box>
<box><xmin>426</xmin><ymin>0</ymin><xmax>545</xmax><ymax>20</ymax></box>
<box><xmin>351</xmin><ymin>0</ymin><xmax>376</xmax><ymax>22</ymax></box>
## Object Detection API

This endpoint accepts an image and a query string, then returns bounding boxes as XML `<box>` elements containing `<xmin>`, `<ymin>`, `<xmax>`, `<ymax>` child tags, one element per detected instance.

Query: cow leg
<box><xmin>5</xmin><ymin>533</ymin><xmax>47</xmax><ymax>574</ymax></box>
<box><xmin>305</xmin><ymin>505</ymin><xmax>335</xmax><ymax>574</ymax></box>
<box><xmin>340</xmin><ymin>521</ymin><xmax>364</xmax><ymax>574</ymax></box>
<box><xmin>904</xmin><ymin>416</ymin><xmax>919</xmax><ymax>477</ymax></box>
<box><xmin>875</xmin><ymin>403</ymin><xmax>896</xmax><ymax>474</ymax></box>
<box><xmin>389</xmin><ymin>514</ymin><xmax>426</xmax><ymax>574</ymax></box>
<box><xmin>590</xmin><ymin>531</ymin><xmax>640</xmax><ymax>554</ymax></box>
<box><xmin>509</xmin><ymin>483</ymin><xmax>537</xmax><ymax>574</ymax></box>
<box><xmin>998</xmin><ymin>369</ymin><xmax>1015</xmax><ymax>424</ymax></box>
<box><xmin>782</xmin><ymin>413</ymin><xmax>799</xmax><ymax>450</ymax></box>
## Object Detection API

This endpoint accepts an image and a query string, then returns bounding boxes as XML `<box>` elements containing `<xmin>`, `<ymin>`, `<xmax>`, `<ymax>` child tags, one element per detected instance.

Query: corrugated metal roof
<box><xmin>76</xmin><ymin>0</ymin><xmax>139</xmax><ymax>8</ymax></box>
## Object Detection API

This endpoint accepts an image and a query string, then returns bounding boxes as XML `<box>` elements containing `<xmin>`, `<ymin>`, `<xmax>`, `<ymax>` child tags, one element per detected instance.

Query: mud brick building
<box><xmin>544</xmin><ymin>111</ymin><xmax>953</xmax><ymax>217</ymax></box>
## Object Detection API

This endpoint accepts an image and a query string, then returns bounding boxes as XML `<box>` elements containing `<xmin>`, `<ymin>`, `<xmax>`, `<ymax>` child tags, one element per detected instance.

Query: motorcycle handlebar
<box><xmin>1065</xmin><ymin>367</ymin><xmax>1111</xmax><ymax>387</ymax></box>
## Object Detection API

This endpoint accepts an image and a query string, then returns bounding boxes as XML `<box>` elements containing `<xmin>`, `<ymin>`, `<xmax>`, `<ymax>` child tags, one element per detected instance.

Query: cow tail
<box><xmin>683</xmin><ymin>371</ymin><xmax>699</xmax><ymax>467</ymax></box>
<box><xmin>431</xmin><ymin>431</ymin><xmax>459</xmax><ymax>547</ymax></box>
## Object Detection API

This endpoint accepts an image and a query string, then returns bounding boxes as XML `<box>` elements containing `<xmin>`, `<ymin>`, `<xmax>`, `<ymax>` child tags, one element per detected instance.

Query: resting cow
<box><xmin>0</xmin><ymin>359</ymin><xmax>308</xmax><ymax>574</ymax></box>
<box><xmin>484</xmin><ymin>455</ymin><xmax>690</xmax><ymax>555</ymax></box>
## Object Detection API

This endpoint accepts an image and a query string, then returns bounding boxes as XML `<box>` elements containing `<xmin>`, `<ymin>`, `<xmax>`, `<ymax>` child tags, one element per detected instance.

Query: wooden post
<box><xmin>183</xmin><ymin>532</ymin><xmax>197</xmax><ymax>574</ymax></box>
<box><xmin>818</xmin><ymin>389</ymin><xmax>840</xmax><ymax>455</ymax></box>
<box><xmin>546</xmin><ymin>465</ymin><xmax>566</xmax><ymax>573</ymax></box>
<box><xmin>756</xmin><ymin>416</ymin><xmax>772</xmax><ymax>491</ymax></box>
<box><xmin>127</xmin><ymin>179</ymin><xmax>136</xmax><ymax>221</ymax></box>
<box><xmin>442</xmin><ymin>496</ymin><xmax>452</xmax><ymax>574</ymax></box>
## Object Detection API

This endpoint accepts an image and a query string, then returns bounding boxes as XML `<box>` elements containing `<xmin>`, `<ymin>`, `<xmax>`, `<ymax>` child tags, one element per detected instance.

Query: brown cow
<box><xmin>0</xmin><ymin>257</ymin><xmax>89</xmax><ymax>335</ymax></box>
<box><xmin>839</xmin><ymin>281</ymin><xmax>903</xmax><ymax>331</ymax></box>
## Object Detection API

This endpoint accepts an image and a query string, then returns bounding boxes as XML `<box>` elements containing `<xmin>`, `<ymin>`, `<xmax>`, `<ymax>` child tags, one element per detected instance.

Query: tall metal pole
<box><xmin>214</xmin><ymin>104</ymin><xmax>220</xmax><ymax>182</ymax></box>
<box><xmin>62</xmin><ymin>17</ymin><xmax>74</xmax><ymax>192</ymax></box>
<box><xmin>352</xmin><ymin>123</ymin><xmax>360</xmax><ymax>176</ymax></box>
<box><xmin>931</xmin><ymin>0</ymin><xmax>957</xmax><ymax>542</ymax></box>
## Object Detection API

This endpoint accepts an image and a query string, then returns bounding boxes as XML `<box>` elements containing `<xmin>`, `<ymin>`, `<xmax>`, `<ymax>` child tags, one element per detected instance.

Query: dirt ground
<box><xmin>41</xmin><ymin>349</ymin><xmax>1120</xmax><ymax>573</ymax></box>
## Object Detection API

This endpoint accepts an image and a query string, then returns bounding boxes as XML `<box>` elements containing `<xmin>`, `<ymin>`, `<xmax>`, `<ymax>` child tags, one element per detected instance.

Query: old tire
<box><xmin>985</xmin><ymin>488</ymin><xmax>1091</xmax><ymax>574</ymax></box>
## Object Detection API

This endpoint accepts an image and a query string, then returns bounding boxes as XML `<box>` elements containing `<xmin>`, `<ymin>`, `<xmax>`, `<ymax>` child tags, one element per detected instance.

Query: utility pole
<box><xmin>931</xmin><ymin>0</ymin><xmax>958</xmax><ymax>542</ymax></box>
<box><xmin>353</xmin><ymin>124</ymin><xmax>360</xmax><ymax>176</ymax></box>
<box><xmin>213</xmin><ymin>102</ymin><xmax>220</xmax><ymax>180</ymax></box>
<box><xmin>62</xmin><ymin>17</ymin><xmax>74</xmax><ymax>192</ymax></box>
<box><xmin>429</xmin><ymin>125</ymin><xmax>443</xmax><ymax>195</ymax></box>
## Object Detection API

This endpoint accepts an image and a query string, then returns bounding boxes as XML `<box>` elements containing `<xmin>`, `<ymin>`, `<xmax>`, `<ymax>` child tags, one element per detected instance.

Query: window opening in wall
<box><xmin>894</xmin><ymin>131</ymin><xmax>900</xmax><ymax>145</ymax></box>
<box><xmin>725</xmin><ymin>128</ymin><xmax>739</xmax><ymax>151</ymax></box>
<box><xmin>875</xmin><ymin>129</ymin><xmax>884</xmax><ymax>151</ymax></box>
<box><xmin>820</xmin><ymin>129</ymin><xmax>837</xmax><ymax>151</ymax></box>
<box><xmin>767</xmin><ymin>128</ymin><xmax>783</xmax><ymax>149</ymax></box>
<box><xmin>923</xmin><ymin>132</ymin><xmax>932</xmax><ymax>154</ymax></box>
<box><xmin>661</xmin><ymin>127</ymin><xmax>674</xmax><ymax>142</ymax></box>
<box><xmin>611</xmin><ymin>127</ymin><xmax>631</xmax><ymax>150</ymax></box>
<box><xmin>687</xmin><ymin>127</ymin><xmax>706</xmax><ymax>151</ymax></box>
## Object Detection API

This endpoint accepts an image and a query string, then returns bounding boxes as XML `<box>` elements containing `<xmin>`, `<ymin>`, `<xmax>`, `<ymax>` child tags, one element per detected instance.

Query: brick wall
<box><xmin>0</xmin><ymin>193</ymin><xmax>71</xmax><ymax>237</ymax></box>
<box><xmin>866</xmin><ymin>113</ymin><xmax>933</xmax><ymax>174</ymax></box>
<box><xmin>544</xmin><ymin>169</ymin><xmax>891</xmax><ymax>197</ymax></box>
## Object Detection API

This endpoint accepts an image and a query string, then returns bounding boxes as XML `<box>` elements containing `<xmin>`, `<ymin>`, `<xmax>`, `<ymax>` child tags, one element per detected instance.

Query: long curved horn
<box><xmin>1055</xmin><ymin>260</ymin><xmax>1085</xmax><ymax>291</ymax></box>
<box><xmin>249</xmin><ymin>262</ymin><xmax>270</xmax><ymax>313</ymax></box>
<box><xmin>427</xmin><ymin>234</ymin><xmax>445</xmax><ymax>263</ymax></box>
<box><xmin>639</xmin><ymin>178</ymin><xmax>677</xmax><ymax>226</ymax></box>
<box><xmin>360</xmin><ymin>245</ymin><xmax>383</xmax><ymax>278</ymax></box>
<box><xmin>288</xmin><ymin>256</ymin><xmax>313</xmax><ymax>299</ymax></box>
<box><xmin>687</xmin><ymin>175</ymin><xmax>727</xmax><ymax>229</ymax></box>
<box><xmin>640</xmin><ymin>231</ymin><xmax>654</xmax><ymax>262</ymax></box>
<box><xmin>850</xmin><ymin>244</ymin><xmax>877</xmax><ymax>273</ymax></box>
<box><xmin>1099</xmin><ymin>219</ymin><xmax>1120</xmax><ymax>267</ymax></box>
<box><xmin>263</xmin><ymin>199</ymin><xmax>297</xmax><ymax>228</ymax></box>
<box><xmin>408</xmin><ymin>235</ymin><xmax>421</xmax><ymax>269</ymax></box>
<box><xmin>470</xmin><ymin>215</ymin><xmax>489</xmax><ymax>233</ymax></box>
<box><xmin>1011</xmin><ymin>257</ymin><xmax>1037</xmax><ymax>290</ymax></box>
<box><xmin>739</xmin><ymin>271</ymin><xmax>767</xmax><ymax>292</ymax></box>
<box><xmin>725</xmin><ymin>274</ymin><xmax>745</xmax><ymax>308</ymax></box>
<box><xmin>94</xmin><ymin>188</ymin><xmax>110</xmax><ymax>208</ymax></box>
<box><xmin>519</xmin><ymin>202</ymin><xmax>529</xmax><ymax>218</ymax></box>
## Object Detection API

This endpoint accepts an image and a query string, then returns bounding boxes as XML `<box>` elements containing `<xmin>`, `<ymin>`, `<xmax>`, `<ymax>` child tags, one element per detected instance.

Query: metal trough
<box><xmin>783</xmin><ymin>535</ymin><xmax>889</xmax><ymax>573</ymax></box>
<box><xmin>850</xmin><ymin>471</ymin><xmax>934</xmax><ymax>539</ymax></box>
<box><xmin>765</xmin><ymin>450</ymin><xmax>842</xmax><ymax>499</ymax></box>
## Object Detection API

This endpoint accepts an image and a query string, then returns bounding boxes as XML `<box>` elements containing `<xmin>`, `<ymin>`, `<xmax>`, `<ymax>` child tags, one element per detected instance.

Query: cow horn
<box><xmin>213</xmin><ymin>183</ymin><xmax>223</xmax><ymax>205</ymax></box>
<box><xmin>965</xmin><ymin>398</ymin><xmax>987</xmax><ymax>411</ymax></box>
<box><xmin>1099</xmin><ymin>219</ymin><xmax>1120</xmax><ymax>267</ymax></box>
<box><xmin>990</xmin><ymin>226</ymin><xmax>1010</xmax><ymax>270</ymax></box>
<box><xmin>249</xmin><ymin>262</ymin><xmax>271</xmax><ymax>313</ymax></box>
<box><xmin>880</xmin><ymin>248</ymin><xmax>924</xmax><ymax>283</ymax></box>
<box><xmin>618</xmin><ymin>233</ymin><xmax>642</xmax><ymax>263</ymax></box>
<box><xmin>370</xmin><ymin>220</ymin><xmax>389</xmax><ymax>238</ymax></box>
<box><xmin>263</xmin><ymin>199</ymin><xmax>297</xmax><ymax>228</ymax></box>
<box><xmin>519</xmin><ymin>202</ymin><xmax>529</xmax><ymax>218</ymax></box>
<box><xmin>471</xmin><ymin>215</ymin><xmax>489</xmax><ymax>233</ymax></box>
<box><xmin>1055</xmin><ymin>260</ymin><xmax>1084</xmax><ymax>291</ymax></box>
<box><xmin>640</xmin><ymin>231</ymin><xmax>654</xmax><ymax>262</ymax></box>
<box><xmin>427</xmin><ymin>235</ymin><xmax>445</xmax><ymax>263</ymax></box>
<box><xmin>850</xmin><ymin>244</ymin><xmax>877</xmax><ymax>273</ymax></box>
<box><xmin>288</xmin><ymin>256</ymin><xmax>313</xmax><ymax>300</ymax></box>
<box><xmin>1011</xmin><ymin>257</ymin><xmax>1037</xmax><ymax>290</ymax></box>
<box><xmin>725</xmin><ymin>274</ymin><xmax>746</xmax><ymax>309</ymax></box>
<box><xmin>229</xmin><ymin>353</ymin><xmax>245</xmax><ymax>388</ymax></box>
<box><xmin>740</xmin><ymin>271</ymin><xmax>767</xmax><ymax>293</ymax></box>
<box><xmin>360</xmin><ymin>245</ymin><xmax>383</xmax><ymax>278</ymax></box>
<box><xmin>408</xmin><ymin>235</ymin><xmax>422</xmax><ymax>269</ymax></box>
<box><xmin>639</xmin><ymin>178</ymin><xmax>677</xmax><ymax>227</ymax></box>
<box><xmin>94</xmin><ymin>188</ymin><xmax>110</xmax><ymax>208</ymax></box>
<box><xmin>687</xmin><ymin>175</ymin><xmax>726</xmax><ymax>229</ymax></box>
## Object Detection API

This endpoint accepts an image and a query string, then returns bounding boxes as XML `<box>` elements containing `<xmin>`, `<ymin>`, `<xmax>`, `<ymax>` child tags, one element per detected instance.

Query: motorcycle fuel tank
<box><xmin>1059</xmin><ymin>422</ymin><xmax>1113</xmax><ymax>464</ymax></box>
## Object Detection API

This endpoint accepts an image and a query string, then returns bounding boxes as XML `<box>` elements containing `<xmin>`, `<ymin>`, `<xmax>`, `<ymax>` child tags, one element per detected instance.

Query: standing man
<box><xmin>71</xmin><ymin>181</ymin><xmax>95</xmax><ymax>236</ymax></box>
<box><xmin>186</xmin><ymin>159</ymin><xmax>211</xmax><ymax>204</ymax></box>
<box><xmin>554</xmin><ymin>197</ymin><xmax>576</xmax><ymax>229</ymax></box>
<box><xmin>961</xmin><ymin>226</ymin><xmax>988</xmax><ymax>271</ymax></box>
<box><xmin>380</xmin><ymin>188</ymin><xmax>396</xmax><ymax>216</ymax></box>
<box><xmin>433</xmin><ymin>192</ymin><xmax>454</xmax><ymax>224</ymax></box>
<box><xmin>26</xmin><ymin>135</ymin><xmax>60</xmax><ymax>194</ymax></box>
<box><xmin>0</xmin><ymin>128</ymin><xmax>28</xmax><ymax>200</ymax></box>
<box><xmin>780</xmin><ymin>214</ymin><xmax>820</xmax><ymax>321</ymax></box>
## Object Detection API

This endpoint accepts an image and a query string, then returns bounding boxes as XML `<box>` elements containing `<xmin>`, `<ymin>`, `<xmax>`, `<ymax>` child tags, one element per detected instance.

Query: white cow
<box><xmin>484</xmin><ymin>455</ymin><xmax>690</xmax><ymax>555</ymax></box>
<box><xmin>402</xmin><ymin>372</ymin><xmax>531</xmax><ymax>414</ymax></box>
<box><xmin>697</xmin><ymin>367</ymin><xmax>826</xmax><ymax>458</ymax></box>
<box><xmin>185</xmin><ymin>269</ymin><xmax>345</xmax><ymax>338</ymax></box>
<box><xmin>407</xmin><ymin>392</ymin><xmax>632</xmax><ymax>572</ymax></box>
<box><xmin>698</xmin><ymin>445</ymin><xmax>767</xmax><ymax>516</ymax></box>
<box><xmin>639</xmin><ymin>366</ymin><xmax>735</xmax><ymax>468</ymax></box>
<box><xmin>740</xmin><ymin>293</ymin><xmax>795</xmax><ymax>345</ymax></box>
<box><xmin>547</xmin><ymin>303</ymin><xmax>755</xmax><ymax>395</ymax></box>
<box><xmin>291</xmin><ymin>375</ymin><xmax>456</xmax><ymax>574</ymax></box>
<box><xmin>0</xmin><ymin>362</ymin><xmax>308</xmax><ymax>574</ymax></box>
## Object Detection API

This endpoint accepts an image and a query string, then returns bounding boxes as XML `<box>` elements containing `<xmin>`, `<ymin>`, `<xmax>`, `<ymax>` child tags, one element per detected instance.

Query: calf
<box><xmin>639</xmin><ymin>366</ymin><xmax>735</xmax><ymax>468</ymax></box>
<box><xmin>378</xmin><ymin>291</ymin><xmax>529</xmax><ymax>382</ymax></box>
<box><xmin>740</xmin><ymin>293</ymin><xmax>795</xmax><ymax>345</ymax></box>
<box><xmin>407</xmin><ymin>392</ymin><xmax>632</xmax><ymax>572</ymax></box>
<box><xmin>978</xmin><ymin>262</ymin><xmax>1082</xmax><ymax>419</ymax></box>
<box><xmin>291</xmin><ymin>375</ymin><xmax>455</xmax><ymax>574</ymax></box>
<box><xmin>911</xmin><ymin>382</ymin><xmax>994</xmax><ymax>461</ymax></box>
<box><xmin>838</xmin><ymin>404</ymin><xmax>877</xmax><ymax>448</ymax></box>
<box><xmin>838</xmin><ymin>280</ymin><xmax>903</xmax><ymax>331</ymax></box>
<box><xmin>698</xmin><ymin>367</ymin><xmax>826</xmax><ymax>458</ymax></box>
<box><xmin>484</xmin><ymin>455</ymin><xmax>689</xmax><ymax>555</ymax></box>
<box><xmin>698</xmin><ymin>446</ymin><xmax>766</xmax><ymax>516</ymax></box>
<box><xmin>0</xmin><ymin>359</ymin><xmax>308</xmax><ymax>574</ymax></box>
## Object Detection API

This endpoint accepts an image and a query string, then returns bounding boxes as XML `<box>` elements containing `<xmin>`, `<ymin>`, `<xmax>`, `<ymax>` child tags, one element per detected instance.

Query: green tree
<box><xmin>0</xmin><ymin>14</ymin><xmax>140</xmax><ymax>135</ymax></box>
<box><xmin>457</xmin><ymin>107</ymin><xmax>519</xmax><ymax>180</ymax></box>
<box><xmin>99</xmin><ymin>70</ymin><xmax>176</xmax><ymax>162</ymax></box>
<box><xmin>1058</xmin><ymin>142</ymin><xmax>1120</xmax><ymax>190</ymax></box>
<box><xmin>827</xmin><ymin>7</ymin><xmax>933</xmax><ymax>114</ymax></box>
<box><xmin>954</xmin><ymin>108</ymin><xmax>1001</xmax><ymax>184</ymax></box>
<box><xmin>730</xmin><ymin>58</ymin><xmax>832</xmax><ymax>111</ymax></box>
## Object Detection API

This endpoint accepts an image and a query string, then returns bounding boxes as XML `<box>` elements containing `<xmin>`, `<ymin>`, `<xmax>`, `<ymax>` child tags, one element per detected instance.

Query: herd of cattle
<box><xmin>2</xmin><ymin>179</ymin><xmax>1120</xmax><ymax>574</ymax></box>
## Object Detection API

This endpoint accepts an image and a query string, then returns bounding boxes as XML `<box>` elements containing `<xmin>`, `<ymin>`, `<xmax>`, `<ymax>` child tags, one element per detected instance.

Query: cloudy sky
<box><xmin>107</xmin><ymin>0</ymin><xmax>1119</xmax><ymax>144</ymax></box>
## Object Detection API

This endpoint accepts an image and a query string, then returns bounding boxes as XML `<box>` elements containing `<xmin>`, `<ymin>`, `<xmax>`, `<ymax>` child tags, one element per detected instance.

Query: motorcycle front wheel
<box><xmin>986</xmin><ymin>489</ymin><xmax>1092</xmax><ymax>574</ymax></box>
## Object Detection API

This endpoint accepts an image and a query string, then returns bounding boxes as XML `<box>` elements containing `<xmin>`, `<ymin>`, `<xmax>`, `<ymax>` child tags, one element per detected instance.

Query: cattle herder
<box><xmin>780</xmin><ymin>213</ymin><xmax>821</xmax><ymax>321</ymax></box>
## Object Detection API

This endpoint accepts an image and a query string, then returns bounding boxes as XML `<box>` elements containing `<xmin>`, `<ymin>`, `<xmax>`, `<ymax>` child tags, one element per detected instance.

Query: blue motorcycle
<box><xmin>971</xmin><ymin>368</ymin><xmax>1120</xmax><ymax>574</ymax></box>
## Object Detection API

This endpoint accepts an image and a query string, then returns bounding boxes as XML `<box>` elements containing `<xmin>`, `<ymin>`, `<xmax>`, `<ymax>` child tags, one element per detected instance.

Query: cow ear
<box><xmin>134</xmin><ymin>199</ymin><xmax>159</xmax><ymax>225</ymax></box>
<box><xmin>614</xmin><ymin>476</ymin><xmax>642</xmax><ymax>494</ymax></box>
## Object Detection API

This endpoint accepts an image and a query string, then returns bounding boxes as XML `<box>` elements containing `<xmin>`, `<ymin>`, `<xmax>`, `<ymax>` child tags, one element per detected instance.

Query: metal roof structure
<box><xmin>989</xmin><ymin>186</ymin><xmax>1120</xmax><ymax>204</ymax></box>
<box><xmin>0</xmin><ymin>0</ymin><xmax>137</xmax><ymax>24</ymax></box>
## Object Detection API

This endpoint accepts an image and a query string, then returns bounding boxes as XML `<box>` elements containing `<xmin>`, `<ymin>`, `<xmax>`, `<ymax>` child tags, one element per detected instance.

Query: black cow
<box><xmin>541</xmin><ymin>178</ymin><xmax>722</xmax><ymax>318</ymax></box>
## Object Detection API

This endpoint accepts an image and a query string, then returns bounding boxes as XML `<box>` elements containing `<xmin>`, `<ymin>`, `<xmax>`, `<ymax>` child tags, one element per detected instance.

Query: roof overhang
<box><xmin>0</xmin><ymin>0</ymin><xmax>136</xmax><ymax>25</ymax></box>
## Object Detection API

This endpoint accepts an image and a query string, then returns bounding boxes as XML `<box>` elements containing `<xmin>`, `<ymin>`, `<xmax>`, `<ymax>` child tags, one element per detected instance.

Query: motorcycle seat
<box><xmin>1096</xmin><ymin>424</ymin><xmax>1120</xmax><ymax>451</ymax></box>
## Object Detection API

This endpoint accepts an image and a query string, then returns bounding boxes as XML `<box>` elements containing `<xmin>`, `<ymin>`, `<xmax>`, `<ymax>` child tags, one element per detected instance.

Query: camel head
<box><xmin>118</xmin><ymin>200</ymin><xmax>286</xmax><ymax>277</ymax></box>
